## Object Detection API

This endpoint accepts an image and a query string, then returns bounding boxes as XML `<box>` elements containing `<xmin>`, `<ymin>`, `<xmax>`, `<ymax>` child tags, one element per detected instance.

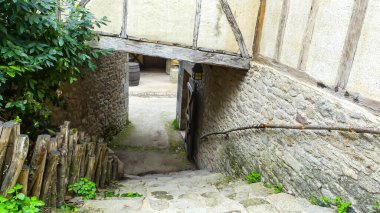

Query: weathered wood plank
<box><xmin>297</xmin><ymin>0</ymin><xmax>320</xmax><ymax>71</ymax></box>
<box><xmin>79</xmin><ymin>0</ymin><xmax>91</xmax><ymax>7</ymax></box>
<box><xmin>1</xmin><ymin>135</ymin><xmax>29</xmax><ymax>196</ymax></box>
<box><xmin>94</xmin><ymin>36</ymin><xmax>250</xmax><ymax>70</ymax></box>
<box><xmin>28</xmin><ymin>135</ymin><xmax>49</xmax><ymax>198</ymax></box>
<box><xmin>335</xmin><ymin>0</ymin><xmax>369</xmax><ymax>89</ymax></box>
<box><xmin>274</xmin><ymin>0</ymin><xmax>290</xmax><ymax>61</ymax></box>
<box><xmin>253</xmin><ymin>0</ymin><xmax>266</xmax><ymax>54</ymax></box>
<box><xmin>121</xmin><ymin>0</ymin><xmax>128</xmax><ymax>38</ymax></box>
<box><xmin>192</xmin><ymin>0</ymin><xmax>202</xmax><ymax>49</ymax></box>
<box><xmin>218</xmin><ymin>0</ymin><xmax>249</xmax><ymax>58</ymax></box>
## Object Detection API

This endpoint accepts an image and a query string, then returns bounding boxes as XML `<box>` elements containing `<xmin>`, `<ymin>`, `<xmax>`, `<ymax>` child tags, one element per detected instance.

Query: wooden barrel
<box><xmin>129</xmin><ymin>62</ymin><xmax>140</xmax><ymax>86</ymax></box>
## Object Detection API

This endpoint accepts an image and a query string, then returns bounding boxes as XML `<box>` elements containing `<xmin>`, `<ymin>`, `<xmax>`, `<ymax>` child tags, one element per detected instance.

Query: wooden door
<box><xmin>185</xmin><ymin>79</ymin><xmax>196</xmax><ymax>160</ymax></box>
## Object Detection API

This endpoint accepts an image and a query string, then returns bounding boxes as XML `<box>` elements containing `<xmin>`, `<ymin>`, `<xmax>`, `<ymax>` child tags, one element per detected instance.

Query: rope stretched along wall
<box><xmin>200</xmin><ymin>123</ymin><xmax>380</xmax><ymax>139</ymax></box>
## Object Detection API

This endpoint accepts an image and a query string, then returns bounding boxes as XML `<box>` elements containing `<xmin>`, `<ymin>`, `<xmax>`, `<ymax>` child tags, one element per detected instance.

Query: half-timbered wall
<box><xmin>257</xmin><ymin>0</ymin><xmax>380</xmax><ymax>112</ymax></box>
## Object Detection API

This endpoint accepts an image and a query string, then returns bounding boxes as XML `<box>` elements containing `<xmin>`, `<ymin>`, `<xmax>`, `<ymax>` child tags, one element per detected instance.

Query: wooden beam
<box><xmin>274</xmin><ymin>0</ymin><xmax>290</xmax><ymax>61</ymax></box>
<box><xmin>297</xmin><ymin>0</ymin><xmax>320</xmax><ymax>71</ymax></box>
<box><xmin>255</xmin><ymin>54</ymin><xmax>380</xmax><ymax>115</ymax></box>
<box><xmin>192</xmin><ymin>0</ymin><xmax>202</xmax><ymax>49</ymax></box>
<box><xmin>253</xmin><ymin>0</ymin><xmax>266</xmax><ymax>54</ymax></box>
<box><xmin>335</xmin><ymin>0</ymin><xmax>369</xmax><ymax>89</ymax></box>
<box><xmin>79</xmin><ymin>0</ymin><xmax>91</xmax><ymax>7</ymax></box>
<box><xmin>219</xmin><ymin>0</ymin><xmax>249</xmax><ymax>58</ymax></box>
<box><xmin>121</xmin><ymin>0</ymin><xmax>128</xmax><ymax>38</ymax></box>
<box><xmin>94</xmin><ymin>36</ymin><xmax>250</xmax><ymax>69</ymax></box>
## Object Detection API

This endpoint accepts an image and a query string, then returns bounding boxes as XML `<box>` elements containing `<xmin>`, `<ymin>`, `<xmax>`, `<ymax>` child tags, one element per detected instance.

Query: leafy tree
<box><xmin>0</xmin><ymin>0</ymin><xmax>109</xmax><ymax>138</ymax></box>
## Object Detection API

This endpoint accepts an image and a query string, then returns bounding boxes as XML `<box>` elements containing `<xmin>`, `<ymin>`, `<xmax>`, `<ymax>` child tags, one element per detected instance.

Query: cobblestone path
<box><xmin>82</xmin><ymin>170</ymin><xmax>334</xmax><ymax>213</ymax></box>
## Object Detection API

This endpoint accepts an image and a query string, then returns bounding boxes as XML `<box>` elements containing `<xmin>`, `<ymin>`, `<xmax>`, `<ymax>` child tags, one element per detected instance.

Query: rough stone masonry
<box><xmin>51</xmin><ymin>51</ymin><xmax>129</xmax><ymax>137</ymax></box>
<box><xmin>194</xmin><ymin>61</ymin><xmax>380</xmax><ymax>212</ymax></box>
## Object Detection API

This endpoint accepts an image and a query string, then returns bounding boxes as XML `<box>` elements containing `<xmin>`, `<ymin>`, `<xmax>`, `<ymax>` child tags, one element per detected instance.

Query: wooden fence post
<box><xmin>1</xmin><ymin>135</ymin><xmax>29</xmax><ymax>196</ymax></box>
<box><xmin>28</xmin><ymin>135</ymin><xmax>50</xmax><ymax>198</ymax></box>
<box><xmin>17</xmin><ymin>165</ymin><xmax>29</xmax><ymax>195</ymax></box>
<box><xmin>40</xmin><ymin>151</ymin><xmax>59</xmax><ymax>205</ymax></box>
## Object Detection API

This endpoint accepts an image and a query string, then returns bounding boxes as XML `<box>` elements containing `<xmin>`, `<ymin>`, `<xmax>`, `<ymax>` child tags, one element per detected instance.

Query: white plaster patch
<box><xmin>127</xmin><ymin>0</ymin><xmax>196</xmax><ymax>46</ymax></box>
<box><xmin>227</xmin><ymin>0</ymin><xmax>261</xmax><ymax>56</ymax></box>
<box><xmin>197</xmin><ymin>0</ymin><xmax>239</xmax><ymax>53</ymax></box>
<box><xmin>347</xmin><ymin>0</ymin><xmax>380</xmax><ymax>100</ymax></box>
<box><xmin>280</xmin><ymin>0</ymin><xmax>313</xmax><ymax>68</ymax></box>
<box><xmin>259</xmin><ymin>0</ymin><xmax>283</xmax><ymax>58</ymax></box>
<box><xmin>305</xmin><ymin>0</ymin><xmax>354</xmax><ymax>86</ymax></box>
<box><xmin>86</xmin><ymin>0</ymin><xmax>124</xmax><ymax>35</ymax></box>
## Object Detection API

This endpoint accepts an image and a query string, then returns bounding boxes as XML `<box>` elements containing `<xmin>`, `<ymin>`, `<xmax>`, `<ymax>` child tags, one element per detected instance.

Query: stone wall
<box><xmin>51</xmin><ymin>51</ymin><xmax>129</xmax><ymax>137</ymax></box>
<box><xmin>195</xmin><ymin>61</ymin><xmax>380</xmax><ymax>212</ymax></box>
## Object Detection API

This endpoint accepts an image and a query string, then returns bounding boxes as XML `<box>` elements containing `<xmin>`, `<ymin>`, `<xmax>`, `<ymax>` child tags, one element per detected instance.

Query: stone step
<box><xmin>81</xmin><ymin>170</ymin><xmax>335</xmax><ymax>213</ymax></box>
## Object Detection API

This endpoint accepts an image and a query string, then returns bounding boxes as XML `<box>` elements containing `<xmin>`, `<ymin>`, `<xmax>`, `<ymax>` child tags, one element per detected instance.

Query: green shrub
<box><xmin>68</xmin><ymin>178</ymin><xmax>97</xmax><ymax>200</ymax></box>
<box><xmin>245</xmin><ymin>171</ymin><xmax>261</xmax><ymax>184</ymax></box>
<box><xmin>334</xmin><ymin>196</ymin><xmax>351</xmax><ymax>213</ymax></box>
<box><xmin>273</xmin><ymin>183</ymin><xmax>283</xmax><ymax>193</ymax></box>
<box><xmin>0</xmin><ymin>0</ymin><xmax>110</xmax><ymax>138</ymax></box>
<box><xmin>0</xmin><ymin>184</ymin><xmax>45</xmax><ymax>213</ymax></box>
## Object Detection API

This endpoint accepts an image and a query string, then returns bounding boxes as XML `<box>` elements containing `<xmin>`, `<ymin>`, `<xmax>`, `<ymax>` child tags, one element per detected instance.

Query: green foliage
<box><xmin>310</xmin><ymin>196</ymin><xmax>351</xmax><ymax>213</ymax></box>
<box><xmin>373</xmin><ymin>200</ymin><xmax>380</xmax><ymax>213</ymax></box>
<box><xmin>0</xmin><ymin>184</ymin><xmax>45</xmax><ymax>213</ymax></box>
<box><xmin>310</xmin><ymin>196</ymin><xmax>332</xmax><ymax>207</ymax></box>
<box><xmin>171</xmin><ymin>119</ymin><xmax>180</xmax><ymax>130</ymax></box>
<box><xmin>245</xmin><ymin>171</ymin><xmax>261</xmax><ymax>184</ymax></box>
<box><xmin>334</xmin><ymin>197</ymin><xmax>351</xmax><ymax>213</ymax></box>
<box><xmin>57</xmin><ymin>203</ymin><xmax>78</xmax><ymax>212</ymax></box>
<box><xmin>120</xmin><ymin>192</ymin><xmax>143</xmax><ymax>198</ymax></box>
<box><xmin>264</xmin><ymin>182</ymin><xmax>273</xmax><ymax>189</ymax></box>
<box><xmin>0</xmin><ymin>0</ymin><xmax>110</xmax><ymax>138</ymax></box>
<box><xmin>273</xmin><ymin>183</ymin><xmax>283</xmax><ymax>193</ymax></box>
<box><xmin>68</xmin><ymin>178</ymin><xmax>97</xmax><ymax>200</ymax></box>
<box><xmin>104</xmin><ymin>191</ymin><xmax>143</xmax><ymax>198</ymax></box>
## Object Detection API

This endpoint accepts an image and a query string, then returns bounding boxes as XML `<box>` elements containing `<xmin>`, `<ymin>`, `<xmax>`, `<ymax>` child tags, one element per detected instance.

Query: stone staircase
<box><xmin>81</xmin><ymin>170</ymin><xmax>335</xmax><ymax>213</ymax></box>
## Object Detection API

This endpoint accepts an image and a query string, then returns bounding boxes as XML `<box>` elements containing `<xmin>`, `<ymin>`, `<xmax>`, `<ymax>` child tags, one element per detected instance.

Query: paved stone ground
<box><xmin>82</xmin><ymin>170</ymin><xmax>334</xmax><ymax>213</ymax></box>
<box><xmin>110</xmin><ymin>69</ymin><xmax>195</xmax><ymax>175</ymax></box>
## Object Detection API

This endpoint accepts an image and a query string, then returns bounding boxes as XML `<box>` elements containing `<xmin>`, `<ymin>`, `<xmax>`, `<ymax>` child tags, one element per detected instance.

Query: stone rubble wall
<box><xmin>51</xmin><ymin>51</ymin><xmax>129</xmax><ymax>137</ymax></box>
<box><xmin>195</xmin><ymin>61</ymin><xmax>380</xmax><ymax>212</ymax></box>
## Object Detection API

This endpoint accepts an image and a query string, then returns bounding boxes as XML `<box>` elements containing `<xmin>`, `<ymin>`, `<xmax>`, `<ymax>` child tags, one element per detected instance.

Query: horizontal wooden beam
<box><xmin>94</xmin><ymin>36</ymin><xmax>250</xmax><ymax>70</ymax></box>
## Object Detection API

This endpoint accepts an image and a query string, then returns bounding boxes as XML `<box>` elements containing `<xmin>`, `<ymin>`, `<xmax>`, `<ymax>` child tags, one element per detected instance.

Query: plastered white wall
<box><xmin>259</xmin><ymin>0</ymin><xmax>283</xmax><ymax>58</ymax></box>
<box><xmin>347</xmin><ymin>0</ymin><xmax>380</xmax><ymax>100</ymax></box>
<box><xmin>127</xmin><ymin>0</ymin><xmax>196</xmax><ymax>46</ymax></box>
<box><xmin>280</xmin><ymin>0</ymin><xmax>312</xmax><ymax>68</ymax></box>
<box><xmin>86</xmin><ymin>0</ymin><xmax>124</xmax><ymax>35</ymax></box>
<box><xmin>227</xmin><ymin>0</ymin><xmax>260</xmax><ymax>56</ymax></box>
<box><xmin>305</xmin><ymin>0</ymin><xmax>354</xmax><ymax>86</ymax></box>
<box><xmin>197</xmin><ymin>0</ymin><xmax>239</xmax><ymax>53</ymax></box>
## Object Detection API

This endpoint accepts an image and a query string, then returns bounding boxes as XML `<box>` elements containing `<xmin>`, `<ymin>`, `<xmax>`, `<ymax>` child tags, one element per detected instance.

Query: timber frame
<box><xmin>94</xmin><ymin>36</ymin><xmax>250</xmax><ymax>69</ymax></box>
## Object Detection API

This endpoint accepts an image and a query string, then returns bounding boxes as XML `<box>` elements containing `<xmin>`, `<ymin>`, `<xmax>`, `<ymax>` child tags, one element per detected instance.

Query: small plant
<box><xmin>264</xmin><ymin>182</ymin><xmax>273</xmax><ymax>188</ymax></box>
<box><xmin>104</xmin><ymin>191</ymin><xmax>143</xmax><ymax>198</ymax></box>
<box><xmin>310</xmin><ymin>196</ymin><xmax>332</xmax><ymax>207</ymax></box>
<box><xmin>334</xmin><ymin>196</ymin><xmax>351</xmax><ymax>213</ymax></box>
<box><xmin>273</xmin><ymin>183</ymin><xmax>283</xmax><ymax>193</ymax></box>
<box><xmin>120</xmin><ymin>192</ymin><xmax>143</xmax><ymax>198</ymax></box>
<box><xmin>68</xmin><ymin>178</ymin><xmax>97</xmax><ymax>200</ymax></box>
<box><xmin>58</xmin><ymin>203</ymin><xmax>78</xmax><ymax>212</ymax></box>
<box><xmin>245</xmin><ymin>171</ymin><xmax>261</xmax><ymax>184</ymax></box>
<box><xmin>171</xmin><ymin>119</ymin><xmax>180</xmax><ymax>130</ymax></box>
<box><xmin>373</xmin><ymin>200</ymin><xmax>380</xmax><ymax>213</ymax></box>
<box><xmin>0</xmin><ymin>184</ymin><xmax>45</xmax><ymax>213</ymax></box>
